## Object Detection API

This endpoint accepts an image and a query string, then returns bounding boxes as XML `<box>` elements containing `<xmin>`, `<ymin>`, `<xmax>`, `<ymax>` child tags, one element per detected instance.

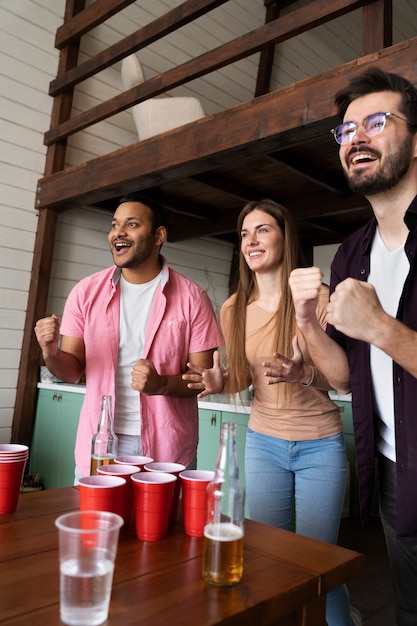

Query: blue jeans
<box><xmin>245</xmin><ymin>428</ymin><xmax>353</xmax><ymax>626</ymax></box>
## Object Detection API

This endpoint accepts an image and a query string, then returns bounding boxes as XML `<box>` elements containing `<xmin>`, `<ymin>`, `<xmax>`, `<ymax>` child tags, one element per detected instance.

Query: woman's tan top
<box><xmin>221</xmin><ymin>287</ymin><xmax>343</xmax><ymax>441</ymax></box>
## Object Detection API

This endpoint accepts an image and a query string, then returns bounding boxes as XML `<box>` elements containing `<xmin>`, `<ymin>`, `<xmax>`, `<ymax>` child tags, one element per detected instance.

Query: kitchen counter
<box><xmin>37</xmin><ymin>382</ymin><xmax>251</xmax><ymax>414</ymax></box>
<box><xmin>38</xmin><ymin>382</ymin><xmax>350</xmax><ymax>411</ymax></box>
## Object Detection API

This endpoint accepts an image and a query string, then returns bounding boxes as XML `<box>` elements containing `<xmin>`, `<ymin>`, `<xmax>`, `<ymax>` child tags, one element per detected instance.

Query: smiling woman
<box><xmin>240</xmin><ymin>209</ymin><xmax>285</xmax><ymax>284</ymax></box>
<box><xmin>183</xmin><ymin>198</ymin><xmax>353</xmax><ymax>625</ymax></box>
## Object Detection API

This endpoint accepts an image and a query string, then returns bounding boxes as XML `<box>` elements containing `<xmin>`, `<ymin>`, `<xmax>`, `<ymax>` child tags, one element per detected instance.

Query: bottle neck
<box><xmin>97</xmin><ymin>395</ymin><xmax>114</xmax><ymax>434</ymax></box>
<box><xmin>215</xmin><ymin>424</ymin><xmax>239</xmax><ymax>480</ymax></box>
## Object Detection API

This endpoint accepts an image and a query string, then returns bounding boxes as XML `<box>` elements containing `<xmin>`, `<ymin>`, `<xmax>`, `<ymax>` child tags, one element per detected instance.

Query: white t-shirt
<box><xmin>368</xmin><ymin>229</ymin><xmax>409</xmax><ymax>462</ymax></box>
<box><xmin>114</xmin><ymin>272</ymin><xmax>161</xmax><ymax>435</ymax></box>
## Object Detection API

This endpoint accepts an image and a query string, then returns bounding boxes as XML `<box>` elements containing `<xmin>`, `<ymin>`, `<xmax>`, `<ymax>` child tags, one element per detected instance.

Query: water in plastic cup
<box><xmin>55</xmin><ymin>510</ymin><xmax>123</xmax><ymax>626</ymax></box>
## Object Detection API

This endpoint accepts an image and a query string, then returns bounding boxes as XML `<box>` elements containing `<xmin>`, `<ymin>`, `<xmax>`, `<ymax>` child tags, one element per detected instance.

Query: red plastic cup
<box><xmin>97</xmin><ymin>464</ymin><xmax>139</xmax><ymax>527</ymax></box>
<box><xmin>131</xmin><ymin>472</ymin><xmax>177</xmax><ymax>541</ymax></box>
<box><xmin>115</xmin><ymin>456</ymin><xmax>154</xmax><ymax>471</ymax></box>
<box><xmin>144</xmin><ymin>462</ymin><xmax>185</xmax><ymax>524</ymax></box>
<box><xmin>179</xmin><ymin>470</ymin><xmax>215</xmax><ymax>537</ymax></box>
<box><xmin>78</xmin><ymin>475</ymin><xmax>126</xmax><ymax>517</ymax></box>
<box><xmin>0</xmin><ymin>457</ymin><xmax>27</xmax><ymax>514</ymax></box>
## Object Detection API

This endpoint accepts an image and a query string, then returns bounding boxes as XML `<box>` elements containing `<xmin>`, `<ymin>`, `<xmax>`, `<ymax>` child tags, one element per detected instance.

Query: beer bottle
<box><xmin>90</xmin><ymin>395</ymin><xmax>118</xmax><ymax>475</ymax></box>
<box><xmin>202</xmin><ymin>422</ymin><xmax>245</xmax><ymax>586</ymax></box>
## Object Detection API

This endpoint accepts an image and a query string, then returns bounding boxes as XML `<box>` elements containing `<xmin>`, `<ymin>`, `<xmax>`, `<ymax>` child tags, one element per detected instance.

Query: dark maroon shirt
<box><xmin>327</xmin><ymin>196</ymin><xmax>417</xmax><ymax>540</ymax></box>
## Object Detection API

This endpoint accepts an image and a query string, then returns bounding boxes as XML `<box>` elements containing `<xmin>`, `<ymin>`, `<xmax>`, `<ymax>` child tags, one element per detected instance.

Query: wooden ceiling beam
<box><xmin>189</xmin><ymin>172</ymin><xmax>259</xmax><ymax>202</ymax></box>
<box><xmin>267</xmin><ymin>150</ymin><xmax>351</xmax><ymax>195</ymax></box>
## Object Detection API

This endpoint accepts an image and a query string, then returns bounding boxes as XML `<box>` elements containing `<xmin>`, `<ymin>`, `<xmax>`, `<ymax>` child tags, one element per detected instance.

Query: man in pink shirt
<box><xmin>35</xmin><ymin>195</ymin><xmax>222</xmax><ymax>479</ymax></box>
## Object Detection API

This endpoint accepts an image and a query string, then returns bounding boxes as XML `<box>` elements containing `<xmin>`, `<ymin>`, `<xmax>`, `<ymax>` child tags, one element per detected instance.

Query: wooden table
<box><xmin>0</xmin><ymin>487</ymin><xmax>364</xmax><ymax>625</ymax></box>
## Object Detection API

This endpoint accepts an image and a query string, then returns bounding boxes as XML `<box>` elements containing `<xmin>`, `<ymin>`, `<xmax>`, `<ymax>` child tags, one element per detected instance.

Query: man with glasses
<box><xmin>289</xmin><ymin>67</ymin><xmax>417</xmax><ymax>626</ymax></box>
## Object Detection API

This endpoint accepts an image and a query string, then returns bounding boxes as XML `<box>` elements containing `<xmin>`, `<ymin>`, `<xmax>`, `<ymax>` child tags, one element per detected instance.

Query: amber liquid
<box><xmin>202</xmin><ymin>522</ymin><xmax>244</xmax><ymax>586</ymax></box>
<box><xmin>90</xmin><ymin>454</ymin><xmax>116</xmax><ymax>476</ymax></box>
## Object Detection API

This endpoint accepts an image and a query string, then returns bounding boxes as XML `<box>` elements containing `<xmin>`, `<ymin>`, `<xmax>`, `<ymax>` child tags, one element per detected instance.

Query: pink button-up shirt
<box><xmin>60</xmin><ymin>258</ymin><xmax>222</xmax><ymax>477</ymax></box>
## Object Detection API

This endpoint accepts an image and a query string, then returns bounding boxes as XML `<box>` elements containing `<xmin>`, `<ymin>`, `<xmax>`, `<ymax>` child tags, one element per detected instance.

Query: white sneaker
<box><xmin>350</xmin><ymin>606</ymin><xmax>362</xmax><ymax>626</ymax></box>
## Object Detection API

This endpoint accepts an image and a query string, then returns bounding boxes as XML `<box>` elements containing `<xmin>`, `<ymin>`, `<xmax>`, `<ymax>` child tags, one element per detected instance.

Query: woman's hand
<box><xmin>182</xmin><ymin>350</ymin><xmax>225</xmax><ymax>398</ymax></box>
<box><xmin>261</xmin><ymin>336</ymin><xmax>313</xmax><ymax>385</ymax></box>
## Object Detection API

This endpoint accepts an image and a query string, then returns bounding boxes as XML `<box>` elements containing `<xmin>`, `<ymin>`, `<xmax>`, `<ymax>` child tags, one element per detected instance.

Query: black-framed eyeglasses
<box><xmin>330</xmin><ymin>111</ymin><xmax>410</xmax><ymax>145</ymax></box>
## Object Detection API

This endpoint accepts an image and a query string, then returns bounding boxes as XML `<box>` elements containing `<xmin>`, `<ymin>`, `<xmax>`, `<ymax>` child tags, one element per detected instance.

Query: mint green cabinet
<box><xmin>197</xmin><ymin>409</ymin><xmax>221</xmax><ymax>471</ymax></box>
<box><xmin>197</xmin><ymin>407</ymin><xmax>249</xmax><ymax>516</ymax></box>
<box><xmin>30</xmin><ymin>389</ymin><xmax>84</xmax><ymax>489</ymax></box>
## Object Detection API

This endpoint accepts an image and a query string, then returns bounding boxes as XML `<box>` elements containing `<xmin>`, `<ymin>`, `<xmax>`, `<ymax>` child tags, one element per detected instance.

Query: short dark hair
<box><xmin>116</xmin><ymin>193</ymin><xmax>168</xmax><ymax>232</ymax></box>
<box><xmin>335</xmin><ymin>67</ymin><xmax>417</xmax><ymax>131</ymax></box>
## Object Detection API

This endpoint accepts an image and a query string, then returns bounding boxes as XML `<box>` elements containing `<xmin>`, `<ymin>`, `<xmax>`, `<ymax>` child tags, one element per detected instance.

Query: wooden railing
<box><xmin>45</xmin><ymin>0</ymin><xmax>391</xmax><ymax>146</ymax></box>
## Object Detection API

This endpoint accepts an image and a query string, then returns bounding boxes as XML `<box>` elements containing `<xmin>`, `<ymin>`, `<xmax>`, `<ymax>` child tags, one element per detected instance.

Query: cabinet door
<box><xmin>30</xmin><ymin>389</ymin><xmax>83</xmax><ymax>489</ymax></box>
<box><xmin>197</xmin><ymin>409</ymin><xmax>221</xmax><ymax>471</ymax></box>
<box><xmin>55</xmin><ymin>392</ymin><xmax>83</xmax><ymax>487</ymax></box>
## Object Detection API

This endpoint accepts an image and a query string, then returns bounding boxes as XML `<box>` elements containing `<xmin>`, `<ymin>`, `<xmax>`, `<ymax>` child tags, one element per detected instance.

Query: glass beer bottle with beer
<box><xmin>90</xmin><ymin>395</ymin><xmax>118</xmax><ymax>475</ymax></box>
<box><xmin>202</xmin><ymin>422</ymin><xmax>245</xmax><ymax>586</ymax></box>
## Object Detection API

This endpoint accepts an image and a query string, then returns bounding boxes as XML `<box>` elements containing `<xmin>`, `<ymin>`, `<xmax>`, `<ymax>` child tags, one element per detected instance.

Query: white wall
<box><xmin>313</xmin><ymin>244</ymin><xmax>341</xmax><ymax>286</ymax></box>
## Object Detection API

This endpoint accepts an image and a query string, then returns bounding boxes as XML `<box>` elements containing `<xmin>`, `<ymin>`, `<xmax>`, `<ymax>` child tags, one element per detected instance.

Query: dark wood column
<box><xmin>363</xmin><ymin>0</ymin><xmax>392</xmax><ymax>54</ymax></box>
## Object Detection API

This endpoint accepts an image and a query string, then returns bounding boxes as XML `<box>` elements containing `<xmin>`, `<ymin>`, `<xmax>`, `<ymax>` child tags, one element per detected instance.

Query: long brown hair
<box><xmin>222</xmin><ymin>199</ymin><xmax>306</xmax><ymax>393</ymax></box>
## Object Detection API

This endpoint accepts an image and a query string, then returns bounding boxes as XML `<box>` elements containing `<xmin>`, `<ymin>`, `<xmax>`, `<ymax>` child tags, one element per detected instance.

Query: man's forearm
<box><xmin>150</xmin><ymin>373</ymin><xmax>201</xmax><ymax>398</ymax></box>
<box><xmin>297</xmin><ymin>319</ymin><xmax>351</xmax><ymax>394</ymax></box>
<box><xmin>43</xmin><ymin>350</ymin><xmax>85</xmax><ymax>384</ymax></box>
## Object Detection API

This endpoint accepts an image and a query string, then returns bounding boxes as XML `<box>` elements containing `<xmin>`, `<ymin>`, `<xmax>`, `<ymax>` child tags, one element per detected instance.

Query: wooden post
<box><xmin>363</xmin><ymin>0</ymin><xmax>392</xmax><ymax>55</ymax></box>
<box><xmin>12</xmin><ymin>0</ymin><xmax>85</xmax><ymax>445</ymax></box>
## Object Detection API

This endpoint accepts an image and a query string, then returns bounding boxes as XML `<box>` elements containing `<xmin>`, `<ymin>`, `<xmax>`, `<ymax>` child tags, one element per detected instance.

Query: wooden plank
<box><xmin>50</xmin><ymin>0</ymin><xmax>230</xmax><ymax>95</ymax></box>
<box><xmin>36</xmin><ymin>36</ymin><xmax>417</xmax><ymax>214</ymax></box>
<box><xmin>245</xmin><ymin>519</ymin><xmax>364</xmax><ymax>592</ymax></box>
<box><xmin>55</xmin><ymin>0</ymin><xmax>138</xmax><ymax>48</ymax></box>
<box><xmin>44</xmin><ymin>0</ymin><xmax>375</xmax><ymax>144</ymax></box>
